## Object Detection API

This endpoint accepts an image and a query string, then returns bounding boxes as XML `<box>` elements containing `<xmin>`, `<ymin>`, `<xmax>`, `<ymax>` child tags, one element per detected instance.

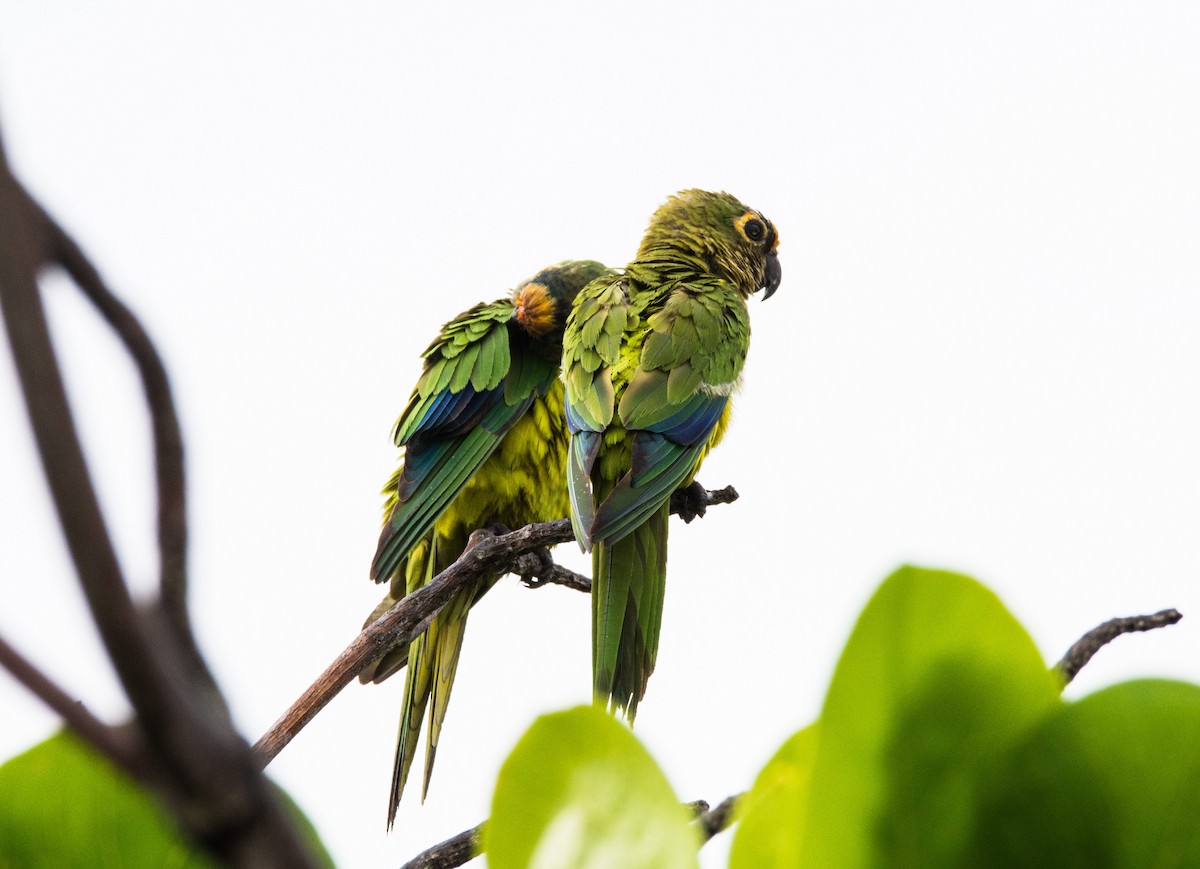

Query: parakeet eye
<box><xmin>742</xmin><ymin>218</ymin><xmax>765</xmax><ymax>243</ymax></box>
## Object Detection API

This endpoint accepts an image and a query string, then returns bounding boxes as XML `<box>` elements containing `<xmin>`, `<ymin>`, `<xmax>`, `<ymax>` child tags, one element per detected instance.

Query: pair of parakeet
<box><xmin>362</xmin><ymin>189</ymin><xmax>781</xmax><ymax>827</ymax></box>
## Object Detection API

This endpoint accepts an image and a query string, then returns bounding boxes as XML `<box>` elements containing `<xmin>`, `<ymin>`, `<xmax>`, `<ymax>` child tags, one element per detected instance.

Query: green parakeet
<box><xmin>562</xmin><ymin>190</ymin><xmax>781</xmax><ymax>719</ymax></box>
<box><xmin>363</xmin><ymin>259</ymin><xmax>611</xmax><ymax>827</ymax></box>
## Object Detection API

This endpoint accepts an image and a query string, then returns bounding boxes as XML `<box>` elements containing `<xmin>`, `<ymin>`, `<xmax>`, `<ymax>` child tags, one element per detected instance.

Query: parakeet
<box><xmin>364</xmin><ymin>259</ymin><xmax>611</xmax><ymax>828</ymax></box>
<box><xmin>562</xmin><ymin>190</ymin><xmax>781</xmax><ymax>719</ymax></box>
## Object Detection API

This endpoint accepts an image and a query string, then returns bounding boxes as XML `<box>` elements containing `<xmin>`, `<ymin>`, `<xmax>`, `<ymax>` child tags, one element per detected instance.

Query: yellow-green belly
<box><xmin>432</xmin><ymin>379</ymin><xmax>570</xmax><ymax>551</ymax></box>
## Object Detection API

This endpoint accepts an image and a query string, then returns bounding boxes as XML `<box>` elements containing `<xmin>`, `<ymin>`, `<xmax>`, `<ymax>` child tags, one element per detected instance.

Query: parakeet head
<box><xmin>636</xmin><ymin>189</ymin><xmax>781</xmax><ymax>299</ymax></box>
<box><xmin>512</xmin><ymin>259</ymin><xmax>610</xmax><ymax>342</ymax></box>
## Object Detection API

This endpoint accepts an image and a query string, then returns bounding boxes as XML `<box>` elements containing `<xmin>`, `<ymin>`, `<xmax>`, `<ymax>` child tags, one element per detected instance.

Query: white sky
<box><xmin>1</xmin><ymin>3</ymin><xmax>1198</xmax><ymax>866</ymax></box>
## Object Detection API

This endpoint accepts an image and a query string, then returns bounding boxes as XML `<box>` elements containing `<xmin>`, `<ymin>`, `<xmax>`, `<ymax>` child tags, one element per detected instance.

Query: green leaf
<box><xmin>0</xmin><ymin>731</ymin><xmax>333</xmax><ymax>869</ymax></box>
<box><xmin>484</xmin><ymin>705</ymin><xmax>699</xmax><ymax>869</ymax></box>
<box><xmin>800</xmin><ymin>566</ymin><xmax>1062</xmax><ymax>868</ymax></box>
<box><xmin>729</xmin><ymin>724</ymin><xmax>819</xmax><ymax>869</ymax></box>
<box><xmin>967</xmin><ymin>679</ymin><xmax>1200</xmax><ymax>868</ymax></box>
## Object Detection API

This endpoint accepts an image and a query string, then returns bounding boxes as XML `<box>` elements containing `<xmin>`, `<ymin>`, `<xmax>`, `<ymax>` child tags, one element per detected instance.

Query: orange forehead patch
<box><xmin>513</xmin><ymin>282</ymin><xmax>555</xmax><ymax>336</ymax></box>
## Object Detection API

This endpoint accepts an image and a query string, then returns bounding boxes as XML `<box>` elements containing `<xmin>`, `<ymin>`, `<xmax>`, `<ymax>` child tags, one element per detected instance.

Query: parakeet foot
<box><xmin>671</xmin><ymin>481</ymin><xmax>709</xmax><ymax>523</ymax></box>
<box><xmin>516</xmin><ymin>548</ymin><xmax>556</xmax><ymax>587</ymax></box>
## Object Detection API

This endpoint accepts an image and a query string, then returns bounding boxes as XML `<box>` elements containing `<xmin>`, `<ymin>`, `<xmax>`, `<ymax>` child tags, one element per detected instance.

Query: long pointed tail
<box><xmin>385</xmin><ymin>536</ymin><xmax>495</xmax><ymax>829</ymax></box>
<box><xmin>421</xmin><ymin>596</ymin><xmax>471</xmax><ymax>799</ymax></box>
<box><xmin>386</xmin><ymin>537</ymin><xmax>437</xmax><ymax>830</ymax></box>
<box><xmin>591</xmin><ymin>503</ymin><xmax>669</xmax><ymax>721</ymax></box>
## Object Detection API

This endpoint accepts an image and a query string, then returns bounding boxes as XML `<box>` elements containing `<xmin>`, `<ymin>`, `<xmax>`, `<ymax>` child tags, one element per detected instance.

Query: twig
<box><xmin>0</xmin><ymin>145</ymin><xmax>180</xmax><ymax>757</ymax></box>
<box><xmin>399</xmin><ymin>824</ymin><xmax>480</xmax><ymax>869</ymax></box>
<box><xmin>0</xmin><ymin>135</ymin><xmax>318</xmax><ymax>865</ymax></box>
<box><xmin>255</xmin><ymin>487</ymin><xmax>741</xmax><ymax>765</ymax></box>
<box><xmin>694</xmin><ymin>793</ymin><xmax>741</xmax><ymax>842</ymax></box>
<box><xmin>0</xmin><ymin>633</ymin><xmax>147</xmax><ymax>779</ymax></box>
<box><xmin>1055</xmin><ymin>608</ymin><xmax>1182</xmax><ymax>685</ymax></box>
<box><xmin>33</xmin><ymin>198</ymin><xmax>192</xmax><ymax>649</ymax></box>
<box><xmin>399</xmin><ymin>793</ymin><xmax>740</xmax><ymax>869</ymax></box>
<box><xmin>254</xmin><ymin>522</ymin><xmax>574</xmax><ymax>765</ymax></box>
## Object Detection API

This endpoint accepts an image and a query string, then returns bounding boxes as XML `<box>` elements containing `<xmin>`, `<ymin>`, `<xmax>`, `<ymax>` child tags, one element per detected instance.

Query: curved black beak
<box><xmin>761</xmin><ymin>251</ymin><xmax>781</xmax><ymax>300</ymax></box>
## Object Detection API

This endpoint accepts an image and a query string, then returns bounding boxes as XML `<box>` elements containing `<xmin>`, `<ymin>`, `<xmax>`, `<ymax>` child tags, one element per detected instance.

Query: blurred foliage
<box><xmin>485</xmin><ymin>705</ymin><xmax>699</xmax><ymax>869</ymax></box>
<box><xmin>490</xmin><ymin>566</ymin><xmax>1198</xmax><ymax>868</ymax></box>
<box><xmin>0</xmin><ymin>731</ymin><xmax>333</xmax><ymax>869</ymax></box>
<box><xmin>2</xmin><ymin>567</ymin><xmax>1191</xmax><ymax>867</ymax></box>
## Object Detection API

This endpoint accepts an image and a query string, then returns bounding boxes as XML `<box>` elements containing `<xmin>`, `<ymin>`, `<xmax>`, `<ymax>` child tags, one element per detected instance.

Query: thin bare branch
<box><xmin>399</xmin><ymin>793</ymin><xmax>739</xmax><ymax>869</ymax></box>
<box><xmin>255</xmin><ymin>487</ymin><xmax>741</xmax><ymax>765</ymax></box>
<box><xmin>0</xmin><ymin>633</ymin><xmax>147</xmax><ymax>779</ymax></box>
<box><xmin>254</xmin><ymin>522</ymin><xmax>574</xmax><ymax>765</ymax></box>
<box><xmin>0</xmin><ymin>133</ymin><xmax>319</xmax><ymax>865</ymax></box>
<box><xmin>694</xmin><ymin>793</ymin><xmax>741</xmax><ymax>842</ymax></box>
<box><xmin>1055</xmin><ymin>608</ymin><xmax>1182</xmax><ymax>685</ymax></box>
<box><xmin>0</xmin><ymin>142</ymin><xmax>168</xmax><ymax>750</ymax></box>
<box><xmin>32</xmin><ymin>196</ymin><xmax>191</xmax><ymax>647</ymax></box>
<box><xmin>399</xmin><ymin>824</ymin><xmax>480</xmax><ymax>869</ymax></box>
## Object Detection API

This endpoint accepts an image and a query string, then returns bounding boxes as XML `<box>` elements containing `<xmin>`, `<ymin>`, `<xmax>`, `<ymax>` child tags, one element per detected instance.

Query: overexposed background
<box><xmin>1</xmin><ymin>3</ymin><xmax>1198</xmax><ymax>866</ymax></box>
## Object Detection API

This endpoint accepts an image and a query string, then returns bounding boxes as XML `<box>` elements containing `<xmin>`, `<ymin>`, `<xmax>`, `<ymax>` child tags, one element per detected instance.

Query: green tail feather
<box><xmin>592</xmin><ymin>502</ymin><xmax>669</xmax><ymax>720</ymax></box>
<box><xmin>387</xmin><ymin>537</ymin><xmax>436</xmax><ymax>829</ymax></box>
<box><xmin>422</xmin><ymin>596</ymin><xmax>471</xmax><ymax>799</ymax></box>
<box><xmin>385</xmin><ymin>533</ymin><xmax>500</xmax><ymax>828</ymax></box>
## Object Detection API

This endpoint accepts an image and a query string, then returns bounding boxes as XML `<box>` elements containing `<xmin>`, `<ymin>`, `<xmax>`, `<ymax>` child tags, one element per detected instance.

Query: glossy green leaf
<box><xmin>0</xmin><ymin>731</ymin><xmax>333</xmax><ymax>869</ymax></box>
<box><xmin>967</xmin><ymin>679</ymin><xmax>1200</xmax><ymax>867</ymax></box>
<box><xmin>484</xmin><ymin>705</ymin><xmax>698</xmax><ymax>869</ymax></box>
<box><xmin>800</xmin><ymin>566</ymin><xmax>1062</xmax><ymax>868</ymax></box>
<box><xmin>728</xmin><ymin>724</ymin><xmax>818</xmax><ymax>869</ymax></box>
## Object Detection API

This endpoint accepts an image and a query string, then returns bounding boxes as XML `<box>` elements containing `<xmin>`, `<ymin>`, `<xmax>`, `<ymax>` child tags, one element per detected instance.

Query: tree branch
<box><xmin>254</xmin><ymin>487</ymin><xmax>740</xmax><ymax>766</ymax></box>
<box><xmin>397</xmin><ymin>794</ymin><xmax>740</xmax><ymax>869</ymax></box>
<box><xmin>0</xmin><ymin>131</ymin><xmax>318</xmax><ymax>865</ymax></box>
<box><xmin>399</xmin><ymin>824</ymin><xmax>480</xmax><ymax>869</ymax></box>
<box><xmin>0</xmin><ymin>632</ymin><xmax>148</xmax><ymax>780</ymax></box>
<box><xmin>694</xmin><ymin>793</ymin><xmax>741</xmax><ymax>842</ymax></box>
<box><xmin>1055</xmin><ymin>608</ymin><xmax>1183</xmax><ymax>685</ymax></box>
<box><xmin>31</xmin><ymin>196</ymin><xmax>192</xmax><ymax>650</ymax></box>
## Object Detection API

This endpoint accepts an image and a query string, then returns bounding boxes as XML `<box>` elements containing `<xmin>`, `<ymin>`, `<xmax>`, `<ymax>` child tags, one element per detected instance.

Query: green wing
<box><xmin>587</xmin><ymin>282</ymin><xmax>750</xmax><ymax>717</ymax></box>
<box><xmin>590</xmin><ymin>282</ymin><xmax>749</xmax><ymax>544</ymax></box>
<box><xmin>372</xmin><ymin>300</ymin><xmax>556</xmax><ymax>582</ymax></box>
<box><xmin>562</xmin><ymin>274</ymin><xmax>633</xmax><ymax>548</ymax></box>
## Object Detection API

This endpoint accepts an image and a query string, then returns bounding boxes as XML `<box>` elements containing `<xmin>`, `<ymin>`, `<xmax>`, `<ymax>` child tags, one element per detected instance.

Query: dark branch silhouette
<box><xmin>398</xmin><ymin>824</ymin><xmax>480</xmax><ymax>869</ymax></box>
<box><xmin>35</xmin><ymin>199</ymin><xmax>192</xmax><ymax>647</ymax></box>
<box><xmin>0</xmin><ymin>633</ymin><xmax>148</xmax><ymax>779</ymax></box>
<box><xmin>0</xmin><ymin>123</ymin><xmax>318</xmax><ymax>866</ymax></box>
<box><xmin>1055</xmin><ymin>608</ymin><xmax>1183</xmax><ymax>685</ymax></box>
<box><xmin>253</xmin><ymin>485</ymin><xmax>740</xmax><ymax>766</ymax></box>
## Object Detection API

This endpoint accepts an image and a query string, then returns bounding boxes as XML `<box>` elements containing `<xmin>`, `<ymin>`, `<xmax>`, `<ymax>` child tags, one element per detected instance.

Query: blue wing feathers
<box><xmin>564</xmin><ymin>394</ymin><xmax>595</xmax><ymax>435</ymax></box>
<box><xmin>418</xmin><ymin>387</ymin><xmax>479</xmax><ymax>435</ymax></box>
<box><xmin>591</xmin><ymin>436</ymin><xmax>702</xmax><ymax>546</ymax></box>
<box><xmin>646</xmin><ymin>394</ymin><xmax>727</xmax><ymax>445</ymax></box>
<box><xmin>373</xmin><ymin>429</ymin><xmax>498</xmax><ymax>580</ymax></box>
<box><xmin>589</xmin><ymin>390</ymin><xmax>724</xmax><ymax>545</ymax></box>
